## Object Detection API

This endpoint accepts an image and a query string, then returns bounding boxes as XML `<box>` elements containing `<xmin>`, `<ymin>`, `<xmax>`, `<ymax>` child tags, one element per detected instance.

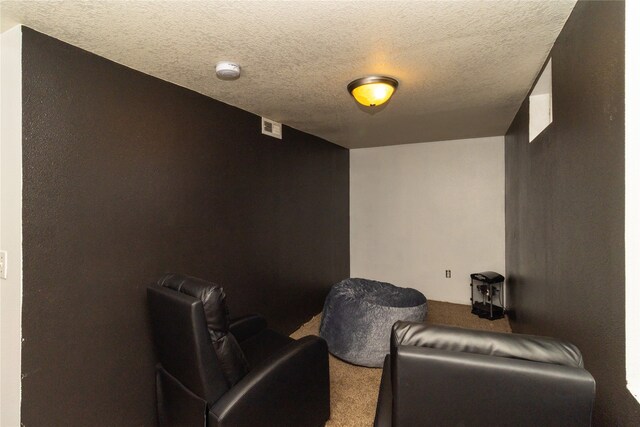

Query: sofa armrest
<box><xmin>229</xmin><ymin>314</ymin><xmax>267</xmax><ymax>342</ymax></box>
<box><xmin>208</xmin><ymin>335</ymin><xmax>330</xmax><ymax>427</ymax></box>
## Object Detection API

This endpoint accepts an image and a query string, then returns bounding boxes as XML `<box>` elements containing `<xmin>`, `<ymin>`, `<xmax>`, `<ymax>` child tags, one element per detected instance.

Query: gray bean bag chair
<box><xmin>319</xmin><ymin>278</ymin><xmax>427</xmax><ymax>367</ymax></box>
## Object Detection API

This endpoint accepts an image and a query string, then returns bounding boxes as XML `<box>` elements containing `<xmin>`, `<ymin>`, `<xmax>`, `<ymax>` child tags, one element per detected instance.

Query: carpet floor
<box><xmin>290</xmin><ymin>300</ymin><xmax>512</xmax><ymax>427</ymax></box>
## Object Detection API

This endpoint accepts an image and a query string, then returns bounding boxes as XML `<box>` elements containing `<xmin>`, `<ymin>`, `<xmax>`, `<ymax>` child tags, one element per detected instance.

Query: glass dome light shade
<box><xmin>348</xmin><ymin>76</ymin><xmax>398</xmax><ymax>107</ymax></box>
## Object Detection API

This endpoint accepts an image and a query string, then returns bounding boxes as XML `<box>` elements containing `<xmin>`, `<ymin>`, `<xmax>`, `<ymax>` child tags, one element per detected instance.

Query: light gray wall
<box><xmin>350</xmin><ymin>136</ymin><xmax>505</xmax><ymax>304</ymax></box>
<box><xmin>0</xmin><ymin>24</ymin><xmax>23</xmax><ymax>427</ymax></box>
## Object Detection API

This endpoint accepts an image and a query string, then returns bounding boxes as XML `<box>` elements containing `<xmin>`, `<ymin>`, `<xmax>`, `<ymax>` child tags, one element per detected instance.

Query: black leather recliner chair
<box><xmin>147</xmin><ymin>274</ymin><xmax>330</xmax><ymax>427</ymax></box>
<box><xmin>375</xmin><ymin>321</ymin><xmax>596</xmax><ymax>427</ymax></box>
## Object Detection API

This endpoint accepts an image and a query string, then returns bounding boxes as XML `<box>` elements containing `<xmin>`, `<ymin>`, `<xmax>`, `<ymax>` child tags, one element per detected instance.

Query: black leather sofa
<box><xmin>375</xmin><ymin>321</ymin><xmax>596</xmax><ymax>427</ymax></box>
<box><xmin>147</xmin><ymin>274</ymin><xmax>330</xmax><ymax>427</ymax></box>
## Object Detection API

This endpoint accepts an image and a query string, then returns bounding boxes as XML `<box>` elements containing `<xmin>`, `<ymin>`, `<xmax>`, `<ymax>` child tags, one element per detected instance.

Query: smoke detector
<box><xmin>215</xmin><ymin>61</ymin><xmax>241</xmax><ymax>80</ymax></box>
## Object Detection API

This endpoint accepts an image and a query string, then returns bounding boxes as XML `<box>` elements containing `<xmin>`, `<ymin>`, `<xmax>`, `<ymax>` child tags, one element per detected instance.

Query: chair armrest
<box><xmin>229</xmin><ymin>314</ymin><xmax>267</xmax><ymax>342</ymax></box>
<box><xmin>209</xmin><ymin>335</ymin><xmax>330</xmax><ymax>427</ymax></box>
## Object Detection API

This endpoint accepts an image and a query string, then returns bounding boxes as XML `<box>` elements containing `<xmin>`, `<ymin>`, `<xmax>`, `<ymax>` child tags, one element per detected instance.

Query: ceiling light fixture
<box><xmin>347</xmin><ymin>76</ymin><xmax>398</xmax><ymax>107</ymax></box>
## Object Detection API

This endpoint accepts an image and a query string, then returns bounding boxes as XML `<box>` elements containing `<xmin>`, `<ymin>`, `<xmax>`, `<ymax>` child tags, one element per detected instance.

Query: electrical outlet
<box><xmin>0</xmin><ymin>251</ymin><xmax>7</xmax><ymax>279</ymax></box>
<box><xmin>445</xmin><ymin>269</ymin><xmax>451</xmax><ymax>278</ymax></box>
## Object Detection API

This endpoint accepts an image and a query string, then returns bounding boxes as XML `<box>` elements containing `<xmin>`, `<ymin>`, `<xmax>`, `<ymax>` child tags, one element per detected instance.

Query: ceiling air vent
<box><xmin>261</xmin><ymin>117</ymin><xmax>282</xmax><ymax>139</ymax></box>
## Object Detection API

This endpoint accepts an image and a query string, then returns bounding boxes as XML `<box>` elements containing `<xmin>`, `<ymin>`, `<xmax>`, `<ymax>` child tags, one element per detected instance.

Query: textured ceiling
<box><xmin>1</xmin><ymin>0</ymin><xmax>576</xmax><ymax>148</ymax></box>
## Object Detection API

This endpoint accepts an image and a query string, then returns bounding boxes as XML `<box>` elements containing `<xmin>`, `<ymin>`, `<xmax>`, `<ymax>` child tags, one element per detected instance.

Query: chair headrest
<box><xmin>158</xmin><ymin>273</ymin><xmax>229</xmax><ymax>333</ymax></box>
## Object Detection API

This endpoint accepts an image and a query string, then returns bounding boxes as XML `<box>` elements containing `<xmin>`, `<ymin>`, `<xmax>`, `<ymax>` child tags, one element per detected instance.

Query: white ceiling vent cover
<box><xmin>261</xmin><ymin>117</ymin><xmax>282</xmax><ymax>139</ymax></box>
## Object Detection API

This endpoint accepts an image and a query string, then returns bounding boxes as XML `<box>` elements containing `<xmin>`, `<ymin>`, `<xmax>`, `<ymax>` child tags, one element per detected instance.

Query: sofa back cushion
<box><xmin>391</xmin><ymin>321</ymin><xmax>584</xmax><ymax>368</ymax></box>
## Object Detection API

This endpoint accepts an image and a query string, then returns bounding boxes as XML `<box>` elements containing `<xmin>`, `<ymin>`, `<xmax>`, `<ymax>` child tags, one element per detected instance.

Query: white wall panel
<box><xmin>350</xmin><ymin>136</ymin><xmax>505</xmax><ymax>305</ymax></box>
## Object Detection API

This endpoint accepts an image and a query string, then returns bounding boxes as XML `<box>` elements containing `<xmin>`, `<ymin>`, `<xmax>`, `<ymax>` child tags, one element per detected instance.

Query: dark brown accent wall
<box><xmin>20</xmin><ymin>28</ymin><xmax>349</xmax><ymax>426</ymax></box>
<box><xmin>505</xmin><ymin>1</ymin><xmax>640</xmax><ymax>425</ymax></box>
